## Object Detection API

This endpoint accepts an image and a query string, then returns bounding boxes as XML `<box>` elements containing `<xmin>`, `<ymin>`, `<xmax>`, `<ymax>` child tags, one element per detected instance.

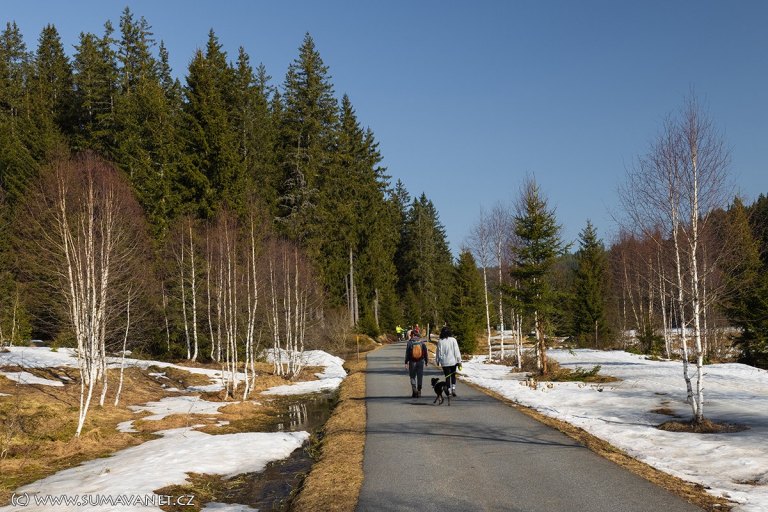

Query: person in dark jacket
<box><xmin>404</xmin><ymin>330</ymin><xmax>428</xmax><ymax>397</ymax></box>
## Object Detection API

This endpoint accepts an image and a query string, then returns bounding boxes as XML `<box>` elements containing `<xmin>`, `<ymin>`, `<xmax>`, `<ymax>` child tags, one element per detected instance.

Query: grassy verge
<box><xmin>289</xmin><ymin>353</ymin><xmax>368</xmax><ymax>512</ymax></box>
<box><xmin>463</xmin><ymin>380</ymin><xmax>733</xmax><ymax>512</ymax></box>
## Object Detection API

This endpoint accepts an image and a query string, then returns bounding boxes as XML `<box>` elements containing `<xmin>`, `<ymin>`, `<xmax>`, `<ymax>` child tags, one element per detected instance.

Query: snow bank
<box><xmin>461</xmin><ymin>349</ymin><xmax>768</xmax><ymax>512</ymax></box>
<box><xmin>261</xmin><ymin>349</ymin><xmax>345</xmax><ymax>396</ymax></box>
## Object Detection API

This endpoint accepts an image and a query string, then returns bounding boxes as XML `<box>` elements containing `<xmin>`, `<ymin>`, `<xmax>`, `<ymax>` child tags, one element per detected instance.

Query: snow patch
<box><xmin>262</xmin><ymin>349</ymin><xmax>345</xmax><ymax>396</ymax></box>
<box><xmin>128</xmin><ymin>395</ymin><xmax>224</xmax><ymax>422</ymax></box>
<box><xmin>0</xmin><ymin>371</ymin><xmax>64</xmax><ymax>387</ymax></box>
<box><xmin>1</xmin><ymin>428</ymin><xmax>309</xmax><ymax>512</ymax></box>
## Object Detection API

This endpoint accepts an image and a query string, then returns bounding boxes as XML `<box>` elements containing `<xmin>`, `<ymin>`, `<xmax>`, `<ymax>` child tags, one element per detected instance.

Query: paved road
<box><xmin>357</xmin><ymin>340</ymin><xmax>702</xmax><ymax>512</ymax></box>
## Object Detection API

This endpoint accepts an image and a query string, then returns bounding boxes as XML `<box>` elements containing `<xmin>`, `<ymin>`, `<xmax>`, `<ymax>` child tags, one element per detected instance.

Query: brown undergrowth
<box><xmin>463</xmin><ymin>380</ymin><xmax>734</xmax><ymax>512</ymax></box>
<box><xmin>0</xmin><ymin>366</ymin><xmax>165</xmax><ymax>504</ymax></box>
<box><xmin>289</xmin><ymin>352</ymin><xmax>370</xmax><ymax>512</ymax></box>
<box><xmin>0</xmin><ymin>355</ymin><xmax>333</xmax><ymax>507</ymax></box>
<box><xmin>658</xmin><ymin>418</ymin><xmax>749</xmax><ymax>434</ymax></box>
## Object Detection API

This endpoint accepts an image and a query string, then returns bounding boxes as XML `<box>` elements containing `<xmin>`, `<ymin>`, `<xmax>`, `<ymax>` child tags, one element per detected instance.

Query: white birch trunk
<box><xmin>481</xmin><ymin>265</ymin><xmax>492</xmax><ymax>359</ymax></box>
<box><xmin>114</xmin><ymin>294</ymin><xmax>131</xmax><ymax>406</ymax></box>
<box><xmin>189</xmin><ymin>224</ymin><xmax>199</xmax><ymax>362</ymax></box>
<box><xmin>179</xmin><ymin>230</ymin><xmax>191</xmax><ymax>360</ymax></box>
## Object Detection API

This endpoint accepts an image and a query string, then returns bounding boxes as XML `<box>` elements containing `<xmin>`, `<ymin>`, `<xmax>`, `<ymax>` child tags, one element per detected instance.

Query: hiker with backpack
<box><xmin>436</xmin><ymin>326</ymin><xmax>462</xmax><ymax>397</ymax></box>
<box><xmin>404</xmin><ymin>328</ymin><xmax>428</xmax><ymax>397</ymax></box>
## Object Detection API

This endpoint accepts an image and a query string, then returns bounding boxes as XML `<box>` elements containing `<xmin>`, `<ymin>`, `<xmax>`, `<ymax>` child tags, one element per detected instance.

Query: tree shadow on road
<box><xmin>366</xmin><ymin>420</ymin><xmax>580</xmax><ymax>448</ymax></box>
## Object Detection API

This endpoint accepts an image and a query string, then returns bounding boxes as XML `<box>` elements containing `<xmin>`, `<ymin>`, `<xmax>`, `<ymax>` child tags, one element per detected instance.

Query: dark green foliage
<box><xmin>0</xmin><ymin>13</ymin><xmax>436</xmax><ymax>352</ymax></box>
<box><xmin>278</xmin><ymin>33</ymin><xmax>338</xmax><ymax>246</ymax></box>
<box><xmin>399</xmin><ymin>193</ymin><xmax>454</xmax><ymax>327</ymax></box>
<box><xmin>510</xmin><ymin>179</ymin><xmax>565</xmax><ymax>374</ymax></box>
<box><xmin>722</xmin><ymin>198</ymin><xmax>768</xmax><ymax>368</ymax></box>
<box><xmin>447</xmin><ymin>249</ymin><xmax>485</xmax><ymax>354</ymax></box>
<box><xmin>29</xmin><ymin>24</ymin><xmax>72</xmax><ymax>156</ymax></box>
<box><xmin>233</xmin><ymin>55</ymin><xmax>280</xmax><ymax>214</ymax></box>
<box><xmin>0</xmin><ymin>22</ymin><xmax>40</xmax><ymax>205</ymax></box>
<box><xmin>749</xmin><ymin>193</ymin><xmax>768</xmax><ymax>265</ymax></box>
<box><xmin>113</xmin><ymin>9</ymin><xmax>184</xmax><ymax>237</ymax></box>
<box><xmin>572</xmin><ymin>220</ymin><xmax>609</xmax><ymax>346</ymax></box>
<box><xmin>71</xmin><ymin>22</ymin><xmax>118</xmax><ymax>154</ymax></box>
<box><xmin>183</xmin><ymin>32</ymin><xmax>240</xmax><ymax>218</ymax></box>
<box><xmin>510</xmin><ymin>180</ymin><xmax>566</xmax><ymax>323</ymax></box>
<box><xmin>549</xmin><ymin>365</ymin><xmax>603</xmax><ymax>382</ymax></box>
<box><xmin>314</xmin><ymin>94</ymin><xmax>398</xmax><ymax>331</ymax></box>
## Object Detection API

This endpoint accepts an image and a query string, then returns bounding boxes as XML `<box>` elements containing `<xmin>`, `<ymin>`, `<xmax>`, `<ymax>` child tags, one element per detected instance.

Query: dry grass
<box><xmin>650</xmin><ymin>407</ymin><xmax>680</xmax><ymax>417</ymax></box>
<box><xmin>290</xmin><ymin>356</ymin><xmax>368</xmax><ymax>512</ymax></box>
<box><xmin>463</xmin><ymin>380</ymin><xmax>734</xmax><ymax>512</ymax></box>
<box><xmin>658</xmin><ymin>418</ymin><xmax>749</xmax><ymax>434</ymax></box>
<box><xmin>0</xmin><ymin>357</ymin><xmax>323</xmax><ymax>507</ymax></box>
<box><xmin>0</xmin><ymin>366</ymin><xmax>166</xmax><ymax>505</ymax></box>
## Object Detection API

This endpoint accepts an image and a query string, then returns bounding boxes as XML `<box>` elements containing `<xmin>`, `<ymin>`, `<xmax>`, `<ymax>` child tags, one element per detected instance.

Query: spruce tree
<box><xmin>232</xmin><ymin>51</ymin><xmax>278</xmax><ymax>212</ymax></box>
<box><xmin>400</xmin><ymin>193</ymin><xmax>454</xmax><ymax>328</ymax></box>
<box><xmin>448</xmin><ymin>249</ymin><xmax>485</xmax><ymax>353</ymax></box>
<box><xmin>112</xmin><ymin>8</ymin><xmax>181</xmax><ymax>236</ymax></box>
<box><xmin>392</xmin><ymin>179</ymin><xmax>411</xmax><ymax>297</ymax></box>
<box><xmin>722</xmin><ymin>198</ymin><xmax>768</xmax><ymax>368</ymax></box>
<box><xmin>748</xmin><ymin>193</ymin><xmax>768</xmax><ymax>265</ymax></box>
<box><xmin>183</xmin><ymin>31</ymin><xmax>240</xmax><ymax>217</ymax></box>
<box><xmin>510</xmin><ymin>178</ymin><xmax>565</xmax><ymax>374</ymax></box>
<box><xmin>71</xmin><ymin>23</ymin><xmax>118</xmax><ymax>153</ymax></box>
<box><xmin>572</xmin><ymin>220</ymin><xmax>608</xmax><ymax>346</ymax></box>
<box><xmin>278</xmin><ymin>33</ymin><xmax>338</xmax><ymax>248</ymax></box>
<box><xmin>0</xmin><ymin>22</ymin><xmax>38</xmax><ymax>205</ymax></box>
<box><xmin>30</xmin><ymin>24</ymin><xmax>72</xmax><ymax>154</ymax></box>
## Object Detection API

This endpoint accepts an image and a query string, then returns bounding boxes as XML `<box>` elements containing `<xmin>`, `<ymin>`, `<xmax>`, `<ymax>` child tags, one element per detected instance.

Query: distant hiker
<box><xmin>406</xmin><ymin>323</ymin><xmax>420</xmax><ymax>340</ymax></box>
<box><xmin>396</xmin><ymin>325</ymin><xmax>404</xmax><ymax>340</ymax></box>
<box><xmin>436</xmin><ymin>326</ymin><xmax>462</xmax><ymax>397</ymax></box>
<box><xmin>405</xmin><ymin>329</ymin><xmax>428</xmax><ymax>397</ymax></box>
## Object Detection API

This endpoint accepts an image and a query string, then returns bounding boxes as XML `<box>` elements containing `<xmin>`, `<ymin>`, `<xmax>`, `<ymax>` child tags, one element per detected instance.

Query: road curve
<box><xmin>357</xmin><ymin>340</ymin><xmax>702</xmax><ymax>512</ymax></box>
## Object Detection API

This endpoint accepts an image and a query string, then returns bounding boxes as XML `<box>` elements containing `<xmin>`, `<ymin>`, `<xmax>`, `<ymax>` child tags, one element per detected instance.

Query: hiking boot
<box><xmin>411</xmin><ymin>391</ymin><xmax>417</xmax><ymax>398</ymax></box>
<box><xmin>417</xmin><ymin>389</ymin><xmax>421</xmax><ymax>398</ymax></box>
<box><xmin>452</xmin><ymin>391</ymin><xmax>457</xmax><ymax>397</ymax></box>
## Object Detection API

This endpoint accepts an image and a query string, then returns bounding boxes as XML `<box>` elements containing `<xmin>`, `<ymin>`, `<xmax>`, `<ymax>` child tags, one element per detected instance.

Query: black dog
<box><xmin>431</xmin><ymin>377</ymin><xmax>451</xmax><ymax>406</ymax></box>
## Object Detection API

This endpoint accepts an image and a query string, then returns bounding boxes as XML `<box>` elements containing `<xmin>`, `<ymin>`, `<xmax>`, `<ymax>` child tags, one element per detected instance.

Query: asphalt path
<box><xmin>357</xmin><ymin>340</ymin><xmax>702</xmax><ymax>512</ymax></box>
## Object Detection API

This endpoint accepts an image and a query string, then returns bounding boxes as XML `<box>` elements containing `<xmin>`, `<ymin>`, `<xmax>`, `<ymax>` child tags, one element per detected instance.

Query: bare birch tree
<box><xmin>23</xmin><ymin>152</ymin><xmax>144</xmax><ymax>436</ymax></box>
<box><xmin>468</xmin><ymin>207</ymin><xmax>494</xmax><ymax>359</ymax></box>
<box><xmin>169</xmin><ymin>216</ymin><xmax>202</xmax><ymax>361</ymax></box>
<box><xmin>266</xmin><ymin>238</ymin><xmax>318</xmax><ymax>379</ymax></box>
<box><xmin>488</xmin><ymin>203</ymin><xmax>520</xmax><ymax>362</ymax></box>
<box><xmin>620</xmin><ymin>94</ymin><xmax>730</xmax><ymax>424</ymax></box>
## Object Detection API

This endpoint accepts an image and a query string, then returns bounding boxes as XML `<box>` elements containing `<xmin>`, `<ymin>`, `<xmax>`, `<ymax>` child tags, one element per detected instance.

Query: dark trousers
<box><xmin>442</xmin><ymin>365</ymin><xmax>457</xmax><ymax>386</ymax></box>
<box><xmin>408</xmin><ymin>361</ymin><xmax>424</xmax><ymax>391</ymax></box>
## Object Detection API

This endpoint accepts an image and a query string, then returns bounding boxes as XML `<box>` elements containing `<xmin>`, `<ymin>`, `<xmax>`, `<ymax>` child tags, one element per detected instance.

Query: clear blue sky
<box><xmin>5</xmin><ymin>1</ymin><xmax>767</xmax><ymax>252</ymax></box>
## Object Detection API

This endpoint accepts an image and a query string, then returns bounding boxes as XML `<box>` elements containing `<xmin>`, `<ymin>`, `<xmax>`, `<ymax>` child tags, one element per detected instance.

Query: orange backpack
<box><xmin>411</xmin><ymin>341</ymin><xmax>423</xmax><ymax>360</ymax></box>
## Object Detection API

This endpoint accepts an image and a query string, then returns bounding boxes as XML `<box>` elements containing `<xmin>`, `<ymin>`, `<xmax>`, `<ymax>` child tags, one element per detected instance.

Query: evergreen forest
<box><xmin>1</xmin><ymin>9</ymin><xmax>766</xmax><ymax>371</ymax></box>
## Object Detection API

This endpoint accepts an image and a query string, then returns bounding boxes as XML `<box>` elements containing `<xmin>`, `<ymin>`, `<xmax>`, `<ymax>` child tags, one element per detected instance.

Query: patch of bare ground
<box><xmin>658</xmin><ymin>418</ymin><xmax>749</xmax><ymax>434</ymax></box>
<box><xmin>463</xmin><ymin>380</ymin><xmax>734</xmax><ymax>512</ymax></box>
<box><xmin>289</xmin><ymin>356</ymin><xmax>368</xmax><ymax>512</ymax></box>
<box><xmin>650</xmin><ymin>407</ymin><xmax>681</xmax><ymax>417</ymax></box>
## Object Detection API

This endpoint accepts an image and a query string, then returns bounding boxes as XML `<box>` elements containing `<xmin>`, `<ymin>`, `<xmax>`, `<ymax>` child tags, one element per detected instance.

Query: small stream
<box><xmin>211</xmin><ymin>392</ymin><xmax>338</xmax><ymax>511</ymax></box>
